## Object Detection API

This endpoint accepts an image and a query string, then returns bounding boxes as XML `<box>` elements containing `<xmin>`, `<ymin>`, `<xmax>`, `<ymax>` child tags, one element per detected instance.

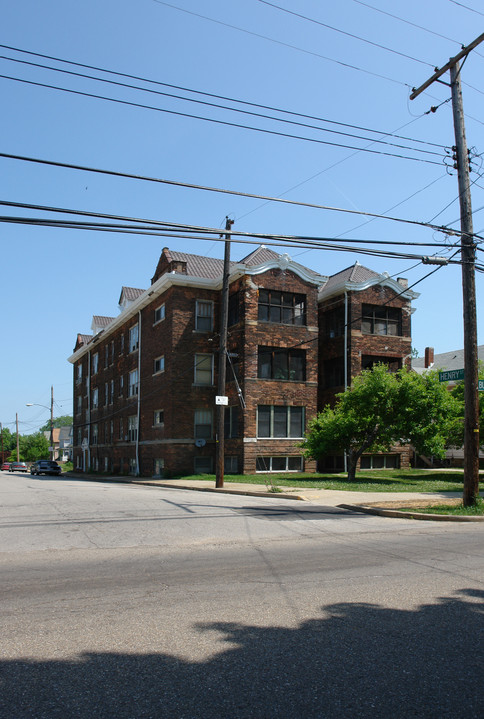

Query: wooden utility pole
<box><xmin>50</xmin><ymin>385</ymin><xmax>55</xmax><ymax>461</ymax></box>
<box><xmin>16</xmin><ymin>413</ymin><xmax>19</xmax><ymax>462</ymax></box>
<box><xmin>411</xmin><ymin>33</ymin><xmax>484</xmax><ymax>505</ymax></box>
<box><xmin>215</xmin><ymin>217</ymin><xmax>234</xmax><ymax>489</ymax></box>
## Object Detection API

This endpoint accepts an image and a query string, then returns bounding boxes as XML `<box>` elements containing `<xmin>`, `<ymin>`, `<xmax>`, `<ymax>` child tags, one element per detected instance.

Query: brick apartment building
<box><xmin>68</xmin><ymin>246</ymin><xmax>417</xmax><ymax>477</ymax></box>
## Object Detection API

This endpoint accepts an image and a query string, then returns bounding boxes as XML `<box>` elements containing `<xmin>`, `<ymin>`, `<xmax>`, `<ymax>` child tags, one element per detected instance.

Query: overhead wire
<box><xmin>0</xmin><ymin>44</ymin><xmax>446</xmax><ymax>150</ymax></box>
<box><xmin>0</xmin><ymin>73</ymin><xmax>445</xmax><ymax>164</ymax></box>
<box><xmin>0</xmin><ymin>54</ymin><xmax>444</xmax><ymax>157</ymax></box>
<box><xmin>0</xmin><ymin>154</ymin><xmax>468</xmax><ymax>237</ymax></box>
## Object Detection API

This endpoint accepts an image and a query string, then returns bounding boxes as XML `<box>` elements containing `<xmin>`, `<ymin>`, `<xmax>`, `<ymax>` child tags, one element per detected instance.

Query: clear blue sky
<box><xmin>1</xmin><ymin>0</ymin><xmax>483</xmax><ymax>435</ymax></box>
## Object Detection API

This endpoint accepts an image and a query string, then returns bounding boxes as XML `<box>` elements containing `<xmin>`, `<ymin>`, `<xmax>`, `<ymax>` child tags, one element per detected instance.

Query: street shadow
<box><xmin>1</xmin><ymin>589</ymin><xmax>483</xmax><ymax>718</ymax></box>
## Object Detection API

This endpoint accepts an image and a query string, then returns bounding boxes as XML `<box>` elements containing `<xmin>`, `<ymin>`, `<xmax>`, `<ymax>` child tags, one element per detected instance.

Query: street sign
<box><xmin>215</xmin><ymin>395</ymin><xmax>228</xmax><ymax>405</ymax></box>
<box><xmin>479</xmin><ymin>380</ymin><xmax>484</xmax><ymax>392</ymax></box>
<box><xmin>439</xmin><ymin>369</ymin><xmax>464</xmax><ymax>382</ymax></box>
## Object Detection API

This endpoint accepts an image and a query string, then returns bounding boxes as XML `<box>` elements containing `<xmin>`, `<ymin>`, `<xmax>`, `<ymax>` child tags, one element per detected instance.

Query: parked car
<box><xmin>9</xmin><ymin>462</ymin><xmax>28</xmax><ymax>472</ymax></box>
<box><xmin>30</xmin><ymin>460</ymin><xmax>62</xmax><ymax>476</ymax></box>
<box><xmin>1</xmin><ymin>462</ymin><xmax>10</xmax><ymax>471</ymax></box>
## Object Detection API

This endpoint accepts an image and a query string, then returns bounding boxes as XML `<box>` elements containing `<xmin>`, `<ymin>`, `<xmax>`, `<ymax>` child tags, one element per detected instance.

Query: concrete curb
<box><xmin>338</xmin><ymin>503</ymin><xmax>484</xmax><ymax>522</ymax></box>
<box><xmin>131</xmin><ymin>480</ymin><xmax>308</xmax><ymax>501</ymax></box>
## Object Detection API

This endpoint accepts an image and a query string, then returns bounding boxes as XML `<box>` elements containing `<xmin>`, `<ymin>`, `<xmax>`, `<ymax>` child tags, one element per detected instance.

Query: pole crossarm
<box><xmin>409</xmin><ymin>32</ymin><xmax>484</xmax><ymax>100</ymax></box>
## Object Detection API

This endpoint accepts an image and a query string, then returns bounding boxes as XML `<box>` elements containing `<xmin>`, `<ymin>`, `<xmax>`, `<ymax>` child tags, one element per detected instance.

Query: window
<box><xmin>76</xmin><ymin>396</ymin><xmax>82</xmax><ymax>414</ymax></box>
<box><xmin>129</xmin><ymin>458</ymin><xmax>138</xmax><ymax>475</ymax></box>
<box><xmin>258</xmin><ymin>347</ymin><xmax>306</xmax><ymax>381</ymax></box>
<box><xmin>110</xmin><ymin>420</ymin><xmax>114</xmax><ymax>442</ymax></box>
<box><xmin>120</xmin><ymin>334</ymin><xmax>125</xmax><ymax>353</ymax></box>
<box><xmin>128</xmin><ymin>415</ymin><xmax>138</xmax><ymax>442</ymax></box>
<box><xmin>361</xmin><ymin>356</ymin><xmax>401</xmax><ymax>373</ymax></box>
<box><xmin>195</xmin><ymin>300</ymin><xmax>213</xmax><ymax>331</ymax></box>
<box><xmin>325</xmin><ymin>306</ymin><xmax>345</xmax><ymax>338</ymax></box>
<box><xmin>104</xmin><ymin>346</ymin><xmax>109</xmax><ymax>369</ymax></box>
<box><xmin>362</xmin><ymin>305</ymin><xmax>402</xmax><ymax>336</ymax></box>
<box><xmin>224</xmin><ymin>406</ymin><xmax>238</xmax><ymax>438</ymax></box>
<box><xmin>76</xmin><ymin>364</ymin><xmax>82</xmax><ymax>385</ymax></box>
<box><xmin>224</xmin><ymin>456</ymin><xmax>238</xmax><ymax>474</ymax></box>
<box><xmin>194</xmin><ymin>409</ymin><xmax>212</xmax><ymax>439</ymax></box>
<box><xmin>92</xmin><ymin>353</ymin><xmax>99</xmax><ymax>374</ymax></box>
<box><xmin>119</xmin><ymin>418</ymin><xmax>123</xmax><ymax>440</ymax></box>
<box><xmin>258</xmin><ymin>289</ymin><xmax>306</xmax><ymax>325</ymax></box>
<box><xmin>77</xmin><ymin>429</ymin><xmax>82</xmax><ymax>446</ymax></box>
<box><xmin>154</xmin><ymin>304</ymin><xmax>165</xmax><ymax>324</ymax></box>
<box><xmin>129</xmin><ymin>369</ymin><xmax>139</xmax><ymax>396</ymax></box>
<box><xmin>360</xmin><ymin>454</ymin><xmax>400</xmax><ymax>469</ymax></box>
<box><xmin>119</xmin><ymin>375</ymin><xmax>124</xmax><ymax>396</ymax></box>
<box><xmin>104</xmin><ymin>382</ymin><xmax>109</xmax><ymax>406</ymax></box>
<box><xmin>153</xmin><ymin>458</ymin><xmax>164</xmax><ymax>477</ymax></box>
<box><xmin>194</xmin><ymin>456</ymin><xmax>213</xmax><ymax>474</ymax></box>
<box><xmin>92</xmin><ymin>387</ymin><xmax>99</xmax><ymax>408</ymax></box>
<box><xmin>110</xmin><ymin>380</ymin><xmax>114</xmax><ymax>404</ymax></box>
<box><xmin>324</xmin><ymin>358</ymin><xmax>345</xmax><ymax>388</ymax></box>
<box><xmin>154</xmin><ymin>410</ymin><xmax>164</xmax><ymax>427</ymax></box>
<box><xmin>154</xmin><ymin>356</ymin><xmax>165</xmax><ymax>374</ymax></box>
<box><xmin>92</xmin><ymin>424</ymin><xmax>98</xmax><ymax>445</ymax></box>
<box><xmin>228</xmin><ymin>292</ymin><xmax>240</xmax><ymax>326</ymax></box>
<box><xmin>257</xmin><ymin>406</ymin><xmax>304</xmax><ymax>438</ymax></box>
<box><xmin>194</xmin><ymin>354</ymin><xmax>213</xmax><ymax>385</ymax></box>
<box><xmin>256</xmin><ymin>456</ymin><xmax>303</xmax><ymax>472</ymax></box>
<box><xmin>110</xmin><ymin>341</ymin><xmax>115</xmax><ymax>365</ymax></box>
<box><xmin>129</xmin><ymin>324</ymin><xmax>139</xmax><ymax>352</ymax></box>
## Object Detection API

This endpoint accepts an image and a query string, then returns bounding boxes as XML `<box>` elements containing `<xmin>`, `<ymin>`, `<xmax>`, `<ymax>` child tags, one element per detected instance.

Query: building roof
<box><xmin>318</xmin><ymin>261</ymin><xmax>418</xmax><ymax>301</ymax></box>
<box><xmin>412</xmin><ymin>345</ymin><xmax>484</xmax><ymax>374</ymax></box>
<box><xmin>240</xmin><ymin>246</ymin><xmax>281</xmax><ymax>266</ymax></box>
<box><xmin>321</xmin><ymin>262</ymin><xmax>380</xmax><ymax>294</ymax></box>
<box><xmin>118</xmin><ymin>286</ymin><xmax>145</xmax><ymax>304</ymax></box>
<box><xmin>92</xmin><ymin>315</ymin><xmax>115</xmax><ymax>328</ymax></box>
<box><xmin>165</xmin><ymin>249</ymin><xmax>232</xmax><ymax>279</ymax></box>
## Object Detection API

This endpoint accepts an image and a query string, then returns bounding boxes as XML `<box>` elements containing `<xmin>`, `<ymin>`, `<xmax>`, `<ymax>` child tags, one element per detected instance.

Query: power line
<box><xmin>0</xmin><ymin>54</ymin><xmax>444</xmax><ymax>157</ymax></box>
<box><xmin>0</xmin><ymin>44</ymin><xmax>446</xmax><ymax>149</ymax></box>
<box><xmin>258</xmin><ymin>0</ymin><xmax>435</xmax><ymax>68</ymax></box>
<box><xmin>0</xmin><ymin>153</ymin><xmax>466</xmax><ymax>236</ymax></box>
<box><xmin>448</xmin><ymin>0</ymin><xmax>484</xmax><ymax>18</ymax></box>
<box><xmin>0</xmin><ymin>73</ymin><xmax>444</xmax><ymax>164</ymax></box>
<box><xmin>152</xmin><ymin>0</ymin><xmax>411</xmax><ymax>88</ymax></box>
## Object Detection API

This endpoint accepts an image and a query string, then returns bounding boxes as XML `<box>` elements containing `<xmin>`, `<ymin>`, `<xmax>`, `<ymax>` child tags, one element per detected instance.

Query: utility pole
<box><xmin>215</xmin><ymin>217</ymin><xmax>234</xmax><ymax>489</ymax></box>
<box><xmin>0</xmin><ymin>422</ymin><xmax>4</xmax><ymax>462</ymax></box>
<box><xmin>50</xmin><ymin>385</ymin><xmax>54</xmax><ymax>461</ymax></box>
<box><xmin>410</xmin><ymin>33</ymin><xmax>484</xmax><ymax>506</ymax></box>
<box><xmin>16</xmin><ymin>413</ymin><xmax>19</xmax><ymax>462</ymax></box>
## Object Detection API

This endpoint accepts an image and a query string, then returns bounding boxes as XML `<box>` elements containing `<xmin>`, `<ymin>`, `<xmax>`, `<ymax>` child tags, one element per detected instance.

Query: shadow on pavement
<box><xmin>2</xmin><ymin>589</ymin><xmax>483</xmax><ymax>718</ymax></box>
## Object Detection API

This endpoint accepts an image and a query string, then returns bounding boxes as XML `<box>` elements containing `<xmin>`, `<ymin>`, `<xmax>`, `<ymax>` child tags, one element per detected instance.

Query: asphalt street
<box><xmin>1</xmin><ymin>473</ymin><xmax>483</xmax><ymax>718</ymax></box>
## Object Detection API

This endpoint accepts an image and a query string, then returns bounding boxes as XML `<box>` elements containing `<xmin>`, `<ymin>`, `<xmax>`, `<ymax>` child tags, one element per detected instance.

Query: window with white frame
<box><xmin>154</xmin><ymin>409</ymin><xmax>164</xmax><ymax>426</ymax></box>
<box><xmin>256</xmin><ymin>456</ymin><xmax>303</xmax><ymax>472</ymax></box>
<box><xmin>194</xmin><ymin>354</ymin><xmax>213</xmax><ymax>385</ymax></box>
<box><xmin>129</xmin><ymin>369</ymin><xmax>139</xmax><ymax>396</ymax></box>
<box><xmin>257</xmin><ymin>406</ymin><xmax>305</xmax><ymax>438</ymax></box>
<box><xmin>128</xmin><ymin>415</ymin><xmax>138</xmax><ymax>442</ymax></box>
<box><xmin>76</xmin><ymin>364</ymin><xmax>82</xmax><ymax>382</ymax></box>
<box><xmin>154</xmin><ymin>304</ymin><xmax>165</xmax><ymax>324</ymax></box>
<box><xmin>154</xmin><ymin>356</ymin><xmax>165</xmax><ymax>374</ymax></box>
<box><xmin>92</xmin><ymin>387</ymin><xmax>99</xmax><ymax>408</ymax></box>
<box><xmin>129</xmin><ymin>324</ymin><xmax>139</xmax><ymax>352</ymax></box>
<box><xmin>195</xmin><ymin>300</ymin><xmax>213</xmax><ymax>331</ymax></box>
<box><xmin>194</xmin><ymin>409</ymin><xmax>212</xmax><ymax>439</ymax></box>
<box><xmin>194</xmin><ymin>456</ymin><xmax>212</xmax><ymax>474</ymax></box>
<box><xmin>92</xmin><ymin>353</ymin><xmax>99</xmax><ymax>374</ymax></box>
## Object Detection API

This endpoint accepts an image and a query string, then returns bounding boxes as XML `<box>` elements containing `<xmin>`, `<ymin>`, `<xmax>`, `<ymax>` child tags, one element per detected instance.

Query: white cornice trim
<box><xmin>244</xmin><ymin>254</ymin><xmax>327</xmax><ymax>285</ymax></box>
<box><xmin>318</xmin><ymin>273</ymin><xmax>420</xmax><ymax>302</ymax></box>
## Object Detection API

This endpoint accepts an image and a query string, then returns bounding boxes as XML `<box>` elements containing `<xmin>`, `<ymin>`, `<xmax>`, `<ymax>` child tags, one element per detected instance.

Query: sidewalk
<box><xmin>65</xmin><ymin>473</ymin><xmax>465</xmax><ymax>512</ymax></box>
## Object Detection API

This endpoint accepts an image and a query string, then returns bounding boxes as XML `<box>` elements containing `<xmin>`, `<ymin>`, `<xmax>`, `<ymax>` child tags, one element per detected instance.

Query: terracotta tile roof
<box><xmin>76</xmin><ymin>333</ymin><xmax>93</xmax><ymax>348</ymax></box>
<box><xmin>168</xmin><ymin>250</ymin><xmax>234</xmax><ymax>279</ymax></box>
<box><xmin>240</xmin><ymin>246</ymin><xmax>281</xmax><ymax>266</ymax></box>
<box><xmin>92</xmin><ymin>315</ymin><xmax>115</xmax><ymax>327</ymax></box>
<box><xmin>321</xmin><ymin>262</ymin><xmax>380</xmax><ymax>294</ymax></box>
<box><xmin>119</xmin><ymin>286</ymin><xmax>145</xmax><ymax>303</ymax></box>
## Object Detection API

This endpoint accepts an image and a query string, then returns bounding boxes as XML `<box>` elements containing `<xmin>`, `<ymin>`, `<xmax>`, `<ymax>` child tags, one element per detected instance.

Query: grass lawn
<box><xmin>393</xmin><ymin>498</ymin><xmax>484</xmax><ymax>516</ymax></box>
<box><xmin>171</xmin><ymin>469</ymin><xmax>475</xmax><ymax>493</ymax></box>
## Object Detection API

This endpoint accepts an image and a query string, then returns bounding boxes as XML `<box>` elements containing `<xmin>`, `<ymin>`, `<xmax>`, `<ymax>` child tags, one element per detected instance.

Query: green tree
<box><xmin>302</xmin><ymin>365</ymin><xmax>460</xmax><ymax>482</ymax></box>
<box><xmin>448</xmin><ymin>364</ymin><xmax>484</xmax><ymax>449</ymax></box>
<box><xmin>20</xmin><ymin>432</ymin><xmax>50</xmax><ymax>462</ymax></box>
<box><xmin>39</xmin><ymin>415</ymin><xmax>73</xmax><ymax>432</ymax></box>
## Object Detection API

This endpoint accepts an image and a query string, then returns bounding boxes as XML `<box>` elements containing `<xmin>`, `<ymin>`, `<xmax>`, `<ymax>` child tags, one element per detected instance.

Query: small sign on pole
<box><xmin>439</xmin><ymin>369</ymin><xmax>464</xmax><ymax>382</ymax></box>
<box><xmin>215</xmin><ymin>395</ymin><xmax>228</xmax><ymax>405</ymax></box>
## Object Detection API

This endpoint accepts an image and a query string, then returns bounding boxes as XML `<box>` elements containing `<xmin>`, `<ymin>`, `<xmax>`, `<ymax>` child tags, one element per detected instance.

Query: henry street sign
<box><xmin>439</xmin><ymin>369</ymin><xmax>464</xmax><ymax>382</ymax></box>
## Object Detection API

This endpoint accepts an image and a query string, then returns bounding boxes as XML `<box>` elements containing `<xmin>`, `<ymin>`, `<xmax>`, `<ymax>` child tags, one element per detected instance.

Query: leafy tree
<box><xmin>1</xmin><ymin>427</ymin><xmax>16</xmax><ymax>456</ymax></box>
<box><xmin>448</xmin><ymin>364</ymin><xmax>484</xmax><ymax>449</ymax></box>
<box><xmin>39</xmin><ymin>415</ymin><xmax>73</xmax><ymax>432</ymax></box>
<box><xmin>302</xmin><ymin>364</ymin><xmax>460</xmax><ymax>481</ymax></box>
<box><xmin>12</xmin><ymin>433</ymin><xmax>50</xmax><ymax>462</ymax></box>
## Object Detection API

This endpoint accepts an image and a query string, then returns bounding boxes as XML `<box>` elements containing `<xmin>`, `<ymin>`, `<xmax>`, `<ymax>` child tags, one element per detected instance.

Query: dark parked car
<box><xmin>9</xmin><ymin>462</ymin><xmax>28</xmax><ymax>472</ymax></box>
<box><xmin>30</xmin><ymin>460</ymin><xmax>62</xmax><ymax>476</ymax></box>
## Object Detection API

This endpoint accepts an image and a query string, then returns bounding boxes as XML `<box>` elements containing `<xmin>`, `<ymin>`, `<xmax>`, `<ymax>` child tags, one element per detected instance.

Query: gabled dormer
<box><xmin>118</xmin><ymin>286</ymin><xmax>145</xmax><ymax>312</ymax></box>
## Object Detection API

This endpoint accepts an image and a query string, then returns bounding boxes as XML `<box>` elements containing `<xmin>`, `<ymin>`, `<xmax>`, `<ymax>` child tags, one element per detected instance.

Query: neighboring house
<box><xmin>68</xmin><ymin>247</ymin><xmax>418</xmax><ymax>477</ymax></box>
<box><xmin>43</xmin><ymin>427</ymin><xmax>60</xmax><ymax>458</ymax></box>
<box><xmin>412</xmin><ymin>345</ymin><xmax>484</xmax><ymax>467</ymax></box>
<box><xmin>58</xmin><ymin>426</ymin><xmax>73</xmax><ymax>462</ymax></box>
